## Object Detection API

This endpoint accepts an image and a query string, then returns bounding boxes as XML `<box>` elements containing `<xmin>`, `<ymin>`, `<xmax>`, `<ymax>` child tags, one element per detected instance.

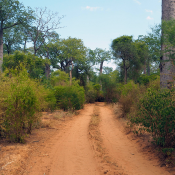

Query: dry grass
<box><xmin>88</xmin><ymin>105</ymin><xmax>105</xmax><ymax>160</ymax></box>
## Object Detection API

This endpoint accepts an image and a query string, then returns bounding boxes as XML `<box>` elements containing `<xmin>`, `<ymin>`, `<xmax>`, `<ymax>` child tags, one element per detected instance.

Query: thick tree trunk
<box><xmin>160</xmin><ymin>0</ymin><xmax>175</xmax><ymax>88</ymax></box>
<box><xmin>0</xmin><ymin>29</ymin><xmax>3</xmax><ymax>72</ymax></box>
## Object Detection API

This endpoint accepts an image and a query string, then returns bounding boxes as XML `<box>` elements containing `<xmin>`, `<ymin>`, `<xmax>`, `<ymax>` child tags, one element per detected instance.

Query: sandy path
<box><xmin>23</xmin><ymin>104</ymin><xmax>100</xmax><ymax>175</ymax></box>
<box><xmin>98</xmin><ymin>103</ymin><xmax>172</xmax><ymax>175</ymax></box>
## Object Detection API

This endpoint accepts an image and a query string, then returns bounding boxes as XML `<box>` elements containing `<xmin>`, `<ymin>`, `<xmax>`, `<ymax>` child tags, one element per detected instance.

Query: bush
<box><xmin>130</xmin><ymin>88</ymin><xmax>175</xmax><ymax>147</ymax></box>
<box><xmin>137</xmin><ymin>74</ymin><xmax>159</xmax><ymax>86</ymax></box>
<box><xmin>54</xmin><ymin>84</ymin><xmax>85</xmax><ymax>111</ymax></box>
<box><xmin>0</xmin><ymin>67</ymin><xmax>56</xmax><ymax>142</ymax></box>
<box><xmin>0</xmin><ymin>71</ymin><xmax>39</xmax><ymax>142</ymax></box>
<box><xmin>118</xmin><ymin>81</ymin><xmax>140</xmax><ymax>117</ymax></box>
<box><xmin>99</xmin><ymin>74</ymin><xmax>118</xmax><ymax>103</ymax></box>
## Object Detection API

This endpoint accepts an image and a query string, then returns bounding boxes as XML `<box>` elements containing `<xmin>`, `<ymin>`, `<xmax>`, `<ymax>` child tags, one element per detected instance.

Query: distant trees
<box><xmin>0</xmin><ymin>0</ymin><xmax>34</xmax><ymax>72</ymax></box>
<box><xmin>94</xmin><ymin>48</ymin><xmax>111</xmax><ymax>75</ymax></box>
<box><xmin>111</xmin><ymin>36</ymin><xmax>141</xmax><ymax>84</ymax></box>
<box><xmin>29</xmin><ymin>7</ymin><xmax>63</xmax><ymax>56</ymax></box>
<box><xmin>60</xmin><ymin>37</ymin><xmax>86</xmax><ymax>85</ymax></box>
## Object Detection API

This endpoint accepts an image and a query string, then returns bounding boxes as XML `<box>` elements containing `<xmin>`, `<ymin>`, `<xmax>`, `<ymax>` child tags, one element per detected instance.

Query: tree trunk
<box><xmin>147</xmin><ymin>59</ymin><xmax>150</xmax><ymax>75</ymax></box>
<box><xmin>143</xmin><ymin>65</ymin><xmax>146</xmax><ymax>74</ymax></box>
<box><xmin>69</xmin><ymin>59</ymin><xmax>74</xmax><ymax>86</ymax></box>
<box><xmin>100</xmin><ymin>61</ymin><xmax>103</xmax><ymax>75</ymax></box>
<box><xmin>87</xmin><ymin>75</ymin><xmax>89</xmax><ymax>84</ymax></box>
<box><xmin>45</xmin><ymin>63</ymin><xmax>50</xmax><ymax>79</ymax></box>
<box><xmin>160</xmin><ymin>0</ymin><xmax>175</xmax><ymax>88</ymax></box>
<box><xmin>0</xmin><ymin>29</ymin><xmax>3</xmax><ymax>72</ymax></box>
<box><xmin>123</xmin><ymin>60</ymin><xmax>127</xmax><ymax>84</ymax></box>
<box><xmin>24</xmin><ymin>39</ymin><xmax>27</xmax><ymax>53</ymax></box>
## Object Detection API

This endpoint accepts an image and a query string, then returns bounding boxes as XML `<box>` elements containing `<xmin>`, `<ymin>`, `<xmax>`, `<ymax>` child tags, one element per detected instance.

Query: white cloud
<box><xmin>146</xmin><ymin>9</ymin><xmax>153</xmax><ymax>13</ymax></box>
<box><xmin>147</xmin><ymin>16</ymin><xmax>153</xmax><ymax>20</ymax></box>
<box><xmin>133</xmin><ymin>0</ymin><xmax>141</xmax><ymax>5</ymax></box>
<box><xmin>84</xmin><ymin>6</ymin><xmax>103</xmax><ymax>11</ymax></box>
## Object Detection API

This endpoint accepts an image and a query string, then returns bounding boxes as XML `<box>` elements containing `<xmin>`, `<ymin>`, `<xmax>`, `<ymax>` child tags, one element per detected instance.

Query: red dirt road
<box><xmin>4</xmin><ymin>103</ymin><xmax>174</xmax><ymax>175</ymax></box>
<box><xmin>23</xmin><ymin>104</ymin><xmax>99</xmax><ymax>175</ymax></box>
<box><xmin>98</xmin><ymin>103</ymin><xmax>172</xmax><ymax>175</ymax></box>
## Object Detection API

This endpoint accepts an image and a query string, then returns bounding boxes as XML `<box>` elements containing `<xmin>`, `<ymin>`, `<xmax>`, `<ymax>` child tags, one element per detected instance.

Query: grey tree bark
<box><xmin>0</xmin><ymin>29</ymin><xmax>3</xmax><ymax>73</ymax></box>
<box><xmin>160</xmin><ymin>0</ymin><xmax>175</xmax><ymax>88</ymax></box>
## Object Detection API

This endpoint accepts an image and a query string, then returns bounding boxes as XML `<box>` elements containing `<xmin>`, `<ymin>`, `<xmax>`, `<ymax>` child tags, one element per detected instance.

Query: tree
<box><xmin>161</xmin><ymin>0</ymin><xmax>175</xmax><ymax>88</ymax></box>
<box><xmin>59</xmin><ymin>37</ymin><xmax>86</xmax><ymax>85</ymax></box>
<box><xmin>72</xmin><ymin>49</ymin><xmax>96</xmax><ymax>87</ymax></box>
<box><xmin>138</xmin><ymin>24</ymin><xmax>161</xmax><ymax>75</ymax></box>
<box><xmin>3</xmin><ymin>25</ymin><xmax>23</xmax><ymax>55</ymax></box>
<box><xmin>0</xmin><ymin>0</ymin><xmax>34</xmax><ymax>72</ymax></box>
<box><xmin>111</xmin><ymin>36</ymin><xmax>138</xmax><ymax>84</ymax></box>
<box><xmin>3</xmin><ymin>51</ymin><xmax>48</xmax><ymax>79</ymax></box>
<box><xmin>28</xmin><ymin>7</ymin><xmax>63</xmax><ymax>56</ymax></box>
<box><xmin>94</xmin><ymin>48</ymin><xmax>111</xmax><ymax>75</ymax></box>
<box><xmin>37</xmin><ymin>32</ymin><xmax>60</xmax><ymax>78</ymax></box>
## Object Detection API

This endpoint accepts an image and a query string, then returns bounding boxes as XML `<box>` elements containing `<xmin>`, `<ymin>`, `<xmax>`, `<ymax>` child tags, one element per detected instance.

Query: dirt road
<box><xmin>9</xmin><ymin>103</ymin><xmax>174</xmax><ymax>175</ymax></box>
<box><xmin>98</xmin><ymin>103</ymin><xmax>173</xmax><ymax>175</ymax></box>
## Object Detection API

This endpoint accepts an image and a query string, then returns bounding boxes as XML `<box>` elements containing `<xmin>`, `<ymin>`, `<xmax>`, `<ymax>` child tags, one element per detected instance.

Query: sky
<box><xmin>20</xmin><ymin>0</ymin><xmax>162</xmax><ymax>70</ymax></box>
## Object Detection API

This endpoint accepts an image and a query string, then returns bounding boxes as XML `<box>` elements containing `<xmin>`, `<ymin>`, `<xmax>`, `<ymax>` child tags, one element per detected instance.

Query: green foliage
<box><xmin>99</xmin><ymin>74</ymin><xmax>118</xmax><ymax>103</ymax></box>
<box><xmin>54</xmin><ymin>84</ymin><xmax>85</xmax><ymax>111</ymax></box>
<box><xmin>85</xmin><ymin>83</ymin><xmax>97</xmax><ymax>103</ymax></box>
<box><xmin>111</xmin><ymin>35</ymin><xmax>141</xmax><ymax>84</ymax></box>
<box><xmin>0</xmin><ymin>67</ymin><xmax>56</xmax><ymax>142</ymax></box>
<box><xmin>0</xmin><ymin>69</ymin><xmax>37</xmax><ymax>142</ymax></box>
<box><xmin>137</xmin><ymin>74</ymin><xmax>159</xmax><ymax>86</ymax></box>
<box><xmin>119</xmin><ymin>80</ymin><xmax>138</xmax><ymax>96</ymax></box>
<box><xmin>50</xmin><ymin>69</ymin><xmax>69</xmax><ymax>86</ymax></box>
<box><xmin>118</xmin><ymin>81</ymin><xmax>140</xmax><ymax>116</ymax></box>
<box><xmin>3</xmin><ymin>51</ymin><xmax>48</xmax><ymax>79</ymax></box>
<box><xmin>130</xmin><ymin>88</ymin><xmax>175</xmax><ymax>147</ymax></box>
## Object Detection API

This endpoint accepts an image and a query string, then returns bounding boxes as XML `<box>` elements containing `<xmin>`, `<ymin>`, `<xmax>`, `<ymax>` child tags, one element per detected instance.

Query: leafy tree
<box><xmin>94</xmin><ymin>48</ymin><xmax>111</xmax><ymax>75</ymax></box>
<box><xmin>138</xmin><ymin>24</ymin><xmax>161</xmax><ymax>75</ymax></box>
<box><xmin>3</xmin><ymin>25</ymin><xmax>23</xmax><ymax>54</ymax></box>
<box><xmin>36</xmin><ymin>33</ymin><xmax>60</xmax><ymax>78</ymax></box>
<box><xmin>111</xmin><ymin>35</ymin><xmax>139</xmax><ymax>84</ymax></box>
<box><xmin>72</xmin><ymin>49</ymin><xmax>96</xmax><ymax>86</ymax></box>
<box><xmin>0</xmin><ymin>0</ymin><xmax>34</xmax><ymax>72</ymax></box>
<box><xmin>3</xmin><ymin>51</ymin><xmax>48</xmax><ymax>79</ymax></box>
<box><xmin>59</xmin><ymin>37</ymin><xmax>86</xmax><ymax>85</ymax></box>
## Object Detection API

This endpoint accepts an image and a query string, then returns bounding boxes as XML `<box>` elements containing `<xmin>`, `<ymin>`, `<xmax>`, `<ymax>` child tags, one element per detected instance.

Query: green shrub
<box><xmin>86</xmin><ymin>89</ymin><xmax>96</xmax><ymax>103</ymax></box>
<box><xmin>3</xmin><ymin>51</ymin><xmax>48</xmax><ymax>79</ymax></box>
<box><xmin>54</xmin><ymin>84</ymin><xmax>85</xmax><ymax>111</ymax></box>
<box><xmin>130</xmin><ymin>88</ymin><xmax>175</xmax><ymax>147</ymax></box>
<box><xmin>137</xmin><ymin>74</ymin><xmax>159</xmax><ymax>86</ymax></box>
<box><xmin>119</xmin><ymin>81</ymin><xmax>140</xmax><ymax>117</ymax></box>
<box><xmin>99</xmin><ymin>74</ymin><xmax>118</xmax><ymax>103</ymax></box>
<box><xmin>85</xmin><ymin>83</ymin><xmax>96</xmax><ymax>103</ymax></box>
<box><xmin>0</xmin><ymin>67</ymin><xmax>55</xmax><ymax>142</ymax></box>
<box><xmin>0</xmin><ymin>72</ymin><xmax>39</xmax><ymax>142</ymax></box>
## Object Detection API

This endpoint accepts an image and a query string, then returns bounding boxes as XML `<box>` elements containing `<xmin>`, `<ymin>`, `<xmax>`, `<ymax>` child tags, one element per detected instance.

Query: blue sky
<box><xmin>21</xmin><ymin>0</ymin><xmax>161</xmax><ymax>50</ymax></box>
<box><xmin>20</xmin><ymin>0</ymin><xmax>161</xmax><ymax>70</ymax></box>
